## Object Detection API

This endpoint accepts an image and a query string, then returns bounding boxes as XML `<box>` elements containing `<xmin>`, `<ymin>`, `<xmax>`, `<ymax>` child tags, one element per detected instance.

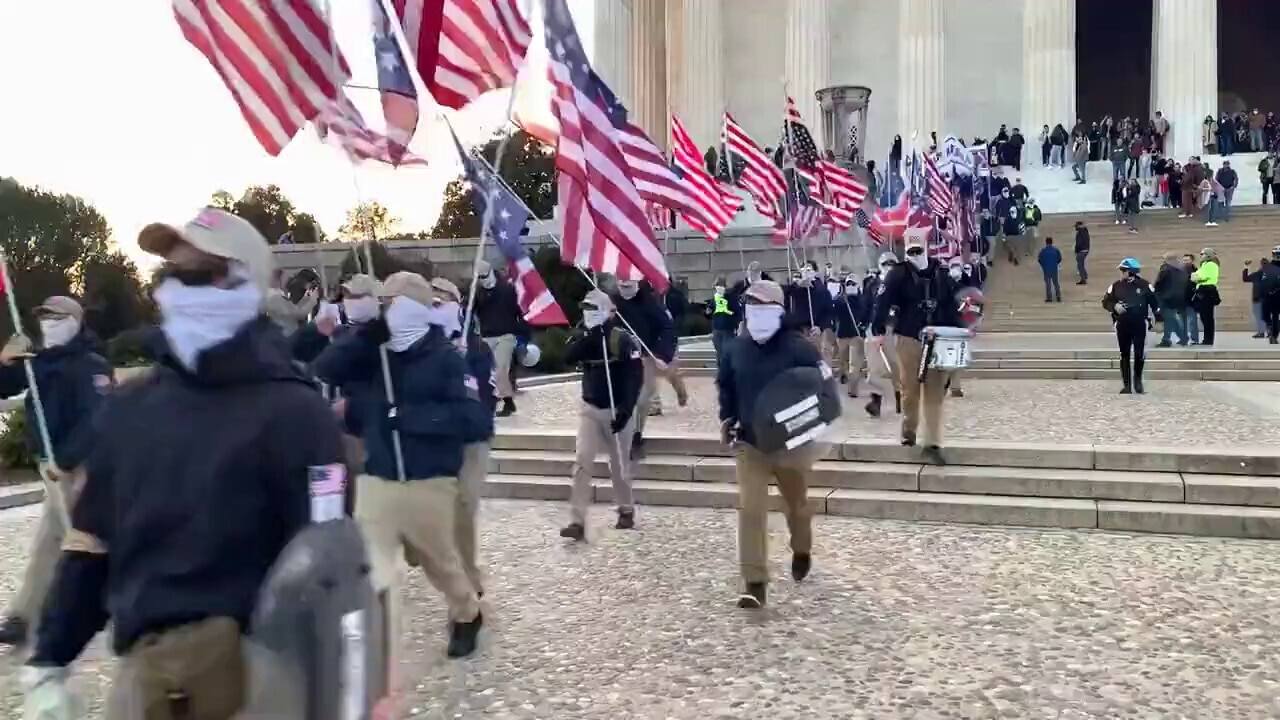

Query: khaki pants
<box><xmin>950</xmin><ymin>371</ymin><xmax>963</xmax><ymax>394</ymax></box>
<box><xmin>483</xmin><ymin>333</ymin><xmax>517</xmax><ymax>399</ymax></box>
<box><xmin>637</xmin><ymin>357</ymin><xmax>659</xmax><ymax>431</ymax></box>
<box><xmin>735</xmin><ymin>444</ymin><xmax>819</xmax><ymax>584</ymax></box>
<box><xmin>355</xmin><ymin>474</ymin><xmax>479</xmax><ymax>622</ymax></box>
<box><xmin>9</xmin><ymin>464</ymin><xmax>82</xmax><ymax>630</ymax></box>
<box><xmin>895</xmin><ymin>336</ymin><xmax>952</xmax><ymax>446</ymax></box>
<box><xmin>456</xmin><ymin>442</ymin><xmax>488</xmax><ymax>590</ymax></box>
<box><xmin>834</xmin><ymin>337</ymin><xmax>866</xmax><ymax>395</ymax></box>
<box><xmin>106</xmin><ymin>637</ymin><xmax>301</xmax><ymax>720</ymax></box>
<box><xmin>657</xmin><ymin>358</ymin><xmax>689</xmax><ymax>406</ymax></box>
<box><xmin>820</xmin><ymin>329</ymin><xmax>837</xmax><ymax>365</ymax></box>
<box><xmin>570</xmin><ymin>403</ymin><xmax>636</xmax><ymax>525</ymax></box>
<box><xmin>864</xmin><ymin>336</ymin><xmax>898</xmax><ymax>400</ymax></box>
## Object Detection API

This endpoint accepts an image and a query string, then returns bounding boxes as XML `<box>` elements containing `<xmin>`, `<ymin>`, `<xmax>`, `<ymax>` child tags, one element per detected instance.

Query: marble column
<box><xmin>667</xmin><ymin>0</ymin><xmax>724</xmax><ymax>151</ymax></box>
<box><xmin>628</xmin><ymin>0</ymin><xmax>668</xmax><ymax>148</ymax></box>
<box><xmin>1151</xmin><ymin>0</ymin><xmax>1218</xmax><ymax>161</ymax></box>
<box><xmin>1020</xmin><ymin>0</ymin><xmax>1076</xmax><ymax>143</ymax></box>
<box><xmin>593</xmin><ymin>0</ymin><xmax>632</xmax><ymax>106</ymax></box>
<box><xmin>897</xmin><ymin>0</ymin><xmax>944</xmax><ymax>145</ymax></box>
<box><xmin>785</xmin><ymin>0</ymin><xmax>830</xmax><ymax>131</ymax></box>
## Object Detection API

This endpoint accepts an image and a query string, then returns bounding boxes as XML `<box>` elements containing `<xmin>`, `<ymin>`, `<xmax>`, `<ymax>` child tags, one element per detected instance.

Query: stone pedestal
<box><xmin>1020</xmin><ymin>0</ymin><xmax>1076</xmax><ymax>140</ymax></box>
<box><xmin>1152</xmin><ymin>0</ymin><xmax>1218</xmax><ymax>161</ymax></box>
<box><xmin>817</xmin><ymin>86</ymin><xmax>873</xmax><ymax>167</ymax></box>
<box><xmin>896</xmin><ymin>0</ymin><xmax>944</xmax><ymax>145</ymax></box>
<box><xmin>667</xmin><ymin>0</ymin><xmax>724</xmax><ymax>151</ymax></box>
<box><xmin>628</xmin><ymin>0</ymin><xmax>668</xmax><ymax>147</ymax></box>
<box><xmin>593</xmin><ymin>0</ymin><xmax>632</xmax><ymax>105</ymax></box>
<box><xmin>785</xmin><ymin>0</ymin><xmax>830</xmax><ymax>128</ymax></box>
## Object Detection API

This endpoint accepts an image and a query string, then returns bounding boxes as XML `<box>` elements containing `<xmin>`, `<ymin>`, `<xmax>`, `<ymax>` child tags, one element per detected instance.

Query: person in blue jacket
<box><xmin>785</xmin><ymin>261</ymin><xmax>833</xmax><ymax>359</ymax></box>
<box><xmin>1037</xmin><ymin>236</ymin><xmax>1064</xmax><ymax>303</ymax></box>
<box><xmin>21</xmin><ymin>208</ymin><xmax>345</xmax><ymax>714</ymax></box>
<box><xmin>314</xmin><ymin>271</ymin><xmax>484</xmax><ymax>659</ymax></box>
<box><xmin>0</xmin><ymin>296</ymin><xmax>113</xmax><ymax>647</ymax></box>
<box><xmin>613</xmin><ymin>279</ymin><xmax>676</xmax><ymax>458</ymax></box>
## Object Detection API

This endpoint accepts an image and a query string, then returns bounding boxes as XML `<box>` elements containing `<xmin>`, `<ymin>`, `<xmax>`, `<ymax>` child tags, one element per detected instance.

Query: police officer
<box><xmin>560</xmin><ymin>290</ymin><xmax>643</xmax><ymax>540</ymax></box>
<box><xmin>717</xmin><ymin>280</ymin><xmax>824</xmax><ymax>609</ymax></box>
<box><xmin>873</xmin><ymin>239</ymin><xmax>963</xmax><ymax>464</ymax></box>
<box><xmin>1102</xmin><ymin>258</ymin><xmax>1161</xmax><ymax>394</ymax></box>
<box><xmin>0</xmin><ymin>296</ymin><xmax>112</xmax><ymax>647</ymax></box>
<box><xmin>706</xmin><ymin>276</ymin><xmax>740</xmax><ymax>366</ymax></box>
<box><xmin>832</xmin><ymin>275</ymin><xmax>865</xmax><ymax>397</ymax></box>
<box><xmin>1260</xmin><ymin>246</ymin><xmax>1280</xmax><ymax>343</ymax></box>
<box><xmin>862</xmin><ymin>253</ymin><xmax>901</xmax><ymax>418</ymax></box>
<box><xmin>314</xmin><ymin>272</ymin><xmax>485</xmax><ymax>658</ymax></box>
<box><xmin>22</xmin><ymin>208</ymin><xmax>346</xmax><ymax>716</ymax></box>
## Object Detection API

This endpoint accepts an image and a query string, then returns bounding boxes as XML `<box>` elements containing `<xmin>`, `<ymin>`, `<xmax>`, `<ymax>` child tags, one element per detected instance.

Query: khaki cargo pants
<box><xmin>455</xmin><ymin>442</ymin><xmax>489</xmax><ymax>590</ymax></box>
<box><xmin>895</xmin><ymin>336</ymin><xmax>953</xmax><ymax>446</ymax></box>
<box><xmin>8</xmin><ymin>464</ymin><xmax>83</xmax><ymax>635</ymax></box>
<box><xmin>834</xmin><ymin>336</ymin><xmax>866</xmax><ymax>396</ymax></box>
<box><xmin>484</xmin><ymin>334</ymin><xmax>517</xmax><ymax>400</ymax></box>
<box><xmin>735</xmin><ymin>444</ymin><xmax>822</xmax><ymax>584</ymax></box>
<box><xmin>570</xmin><ymin>404</ymin><xmax>636</xmax><ymax>525</ymax></box>
<box><xmin>864</xmin><ymin>336</ymin><xmax>899</xmax><ymax>400</ymax></box>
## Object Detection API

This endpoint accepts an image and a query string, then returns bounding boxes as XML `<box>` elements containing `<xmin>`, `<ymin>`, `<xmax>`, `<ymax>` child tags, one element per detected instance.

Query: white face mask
<box><xmin>878</xmin><ymin>264</ymin><xmax>893</xmax><ymax>275</ymax></box>
<box><xmin>744</xmin><ymin>304</ymin><xmax>784</xmax><ymax>344</ymax></box>
<box><xmin>384</xmin><ymin>296</ymin><xmax>435</xmax><ymax>352</ymax></box>
<box><xmin>480</xmin><ymin>273</ymin><xmax>497</xmax><ymax>290</ymax></box>
<box><xmin>801</xmin><ymin>269</ymin><xmax>816</xmax><ymax>283</ymax></box>
<box><xmin>39</xmin><ymin>318</ymin><xmax>80</xmax><ymax>348</ymax></box>
<box><xmin>949</xmin><ymin>267</ymin><xmax>963</xmax><ymax>280</ymax></box>
<box><xmin>826</xmin><ymin>281</ymin><xmax>841</xmax><ymax>297</ymax></box>
<box><xmin>342</xmin><ymin>296</ymin><xmax>380</xmax><ymax>324</ymax></box>
<box><xmin>583</xmin><ymin>309</ymin><xmax>609</xmax><ymax>328</ymax></box>
<box><xmin>845</xmin><ymin>283</ymin><xmax>859</xmax><ymax>295</ymax></box>
<box><xmin>713</xmin><ymin>286</ymin><xmax>725</xmax><ymax>297</ymax></box>
<box><xmin>908</xmin><ymin>253</ymin><xmax>928</xmax><ymax>271</ymax></box>
<box><xmin>425</xmin><ymin>301</ymin><xmax>461</xmax><ymax>336</ymax></box>
<box><xmin>617</xmin><ymin>283</ymin><xmax>639</xmax><ymax>300</ymax></box>
<box><xmin>155</xmin><ymin>275</ymin><xmax>264</xmax><ymax>371</ymax></box>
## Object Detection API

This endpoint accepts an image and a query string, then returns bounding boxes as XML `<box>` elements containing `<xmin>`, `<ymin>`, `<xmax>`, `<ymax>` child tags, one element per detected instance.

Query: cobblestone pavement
<box><xmin>505</xmin><ymin>377</ymin><xmax>1280</xmax><ymax>447</ymax></box>
<box><xmin>6</xmin><ymin>500</ymin><xmax>1280</xmax><ymax>719</ymax></box>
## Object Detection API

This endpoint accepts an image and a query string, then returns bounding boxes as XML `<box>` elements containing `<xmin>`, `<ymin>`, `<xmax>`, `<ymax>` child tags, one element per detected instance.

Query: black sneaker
<box><xmin>615</xmin><ymin>509</ymin><xmax>635</xmax><ymax>530</ymax></box>
<box><xmin>1134</xmin><ymin>381</ymin><xmax>1145</xmax><ymax>395</ymax></box>
<box><xmin>0</xmin><ymin>616</ymin><xmax>28</xmax><ymax>646</ymax></box>
<box><xmin>1156</xmin><ymin>341</ymin><xmax>1172</xmax><ymax>348</ymax></box>
<box><xmin>949</xmin><ymin>388</ymin><xmax>964</xmax><ymax>398</ymax></box>
<box><xmin>791</xmin><ymin>553</ymin><xmax>811</xmax><ymax>582</ymax></box>
<box><xmin>446</xmin><ymin>612</ymin><xmax>484</xmax><ymax>658</ymax></box>
<box><xmin>900</xmin><ymin>432</ymin><xmax>917</xmax><ymax>447</ymax></box>
<box><xmin>864</xmin><ymin>394</ymin><xmax>882</xmax><ymax>418</ymax></box>
<box><xmin>922</xmin><ymin>445</ymin><xmax>946</xmax><ymax>465</ymax></box>
<box><xmin>1252</xmin><ymin>333</ymin><xmax>1266</xmax><ymax>339</ymax></box>
<box><xmin>736</xmin><ymin>582</ymin><xmax>767</xmax><ymax>609</ymax></box>
<box><xmin>1119</xmin><ymin>386</ymin><xmax>1132</xmax><ymax>395</ymax></box>
<box><xmin>495</xmin><ymin>398</ymin><xmax>516</xmax><ymax>417</ymax></box>
<box><xmin>559</xmin><ymin>523</ymin><xmax>586</xmax><ymax>541</ymax></box>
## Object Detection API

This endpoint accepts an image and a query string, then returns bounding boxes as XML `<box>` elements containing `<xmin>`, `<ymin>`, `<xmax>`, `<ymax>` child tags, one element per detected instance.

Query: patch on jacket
<box><xmin>93</xmin><ymin>374</ymin><xmax>112</xmax><ymax>392</ymax></box>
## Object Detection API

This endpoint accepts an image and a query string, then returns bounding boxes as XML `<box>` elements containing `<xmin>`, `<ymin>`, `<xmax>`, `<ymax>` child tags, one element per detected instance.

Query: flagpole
<box><xmin>782</xmin><ymin>86</ymin><xmax>816</xmax><ymax>330</ymax></box>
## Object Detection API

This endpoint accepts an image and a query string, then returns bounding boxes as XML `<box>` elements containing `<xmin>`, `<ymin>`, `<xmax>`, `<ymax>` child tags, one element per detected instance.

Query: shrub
<box><xmin>532</xmin><ymin>326</ymin><xmax>574</xmax><ymax>373</ymax></box>
<box><xmin>0</xmin><ymin>407</ymin><xmax>35</xmax><ymax>470</ymax></box>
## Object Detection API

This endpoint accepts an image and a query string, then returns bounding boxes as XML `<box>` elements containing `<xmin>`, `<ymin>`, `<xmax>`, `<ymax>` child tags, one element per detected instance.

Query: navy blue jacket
<box><xmin>873</xmin><ymin>259</ymin><xmax>964</xmax><ymax>339</ymax></box>
<box><xmin>832</xmin><ymin>292</ymin><xmax>864</xmax><ymax>338</ymax></box>
<box><xmin>785</xmin><ymin>283</ymin><xmax>833</xmax><ymax>330</ymax></box>
<box><xmin>473</xmin><ymin>279</ymin><xmax>524</xmax><ymax>338</ymax></box>
<box><xmin>314</xmin><ymin>322</ymin><xmax>473</xmax><ymax>481</ymax></box>
<box><xmin>461</xmin><ymin>332</ymin><xmax>496</xmax><ymax>444</ymax></box>
<box><xmin>295</xmin><ymin>322</ymin><xmax>379</xmax><ymax>437</ymax></box>
<box><xmin>717</xmin><ymin>326</ymin><xmax>823</xmax><ymax>447</ymax></box>
<box><xmin>32</xmin><ymin>318</ymin><xmax>344</xmax><ymax>664</ymax></box>
<box><xmin>564</xmin><ymin>321</ymin><xmax>642</xmax><ymax>430</ymax></box>
<box><xmin>1038</xmin><ymin>245</ymin><xmax>1063</xmax><ymax>273</ymax></box>
<box><xmin>0</xmin><ymin>331</ymin><xmax>113</xmax><ymax>470</ymax></box>
<box><xmin>614</xmin><ymin>287</ymin><xmax>676</xmax><ymax>363</ymax></box>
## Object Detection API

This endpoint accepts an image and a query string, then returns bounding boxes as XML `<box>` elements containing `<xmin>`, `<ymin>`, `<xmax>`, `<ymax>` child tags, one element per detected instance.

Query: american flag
<box><xmin>817</xmin><ymin>159</ymin><xmax>867</xmax><ymax>230</ymax></box>
<box><xmin>869</xmin><ymin>190</ymin><xmax>911</xmax><ymax>245</ymax></box>
<box><xmin>722</xmin><ymin>112</ymin><xmax>787</xmax><ymax>229</ymax></box>
<box><xmin>644</xmin><ymin>201</ymin><xmax>674</xmax><ymax>231</ymax></box>
<box><xmin>391</xmin><ymin>0</ymin><xmax>532</xmax><ymax>110</ymax></box>
<box><xmin>173</xmin><ymin>0</ymin><xmax>350</xmax><ymax>157</ymax></box>
<box><xmin>670</xmin><ymin>115</ymin><xmax>742</xmax><ymax>241</ymax></box>
<box><xmin>922</xmin><ymin>151</ymin><xmax>955</xmax><ymax>217</ymax></box>
<box><xmin>316</xmin><ymin>94</ymin><xmax>429</xmax><ymax>167</ymax></box>
<box><xmin>372</xmin><ymin>0</ymin><xmax>419</xmax><ymax>163</ymax></box>
<box><xmin>779</xmin><ymin>97</ymin><xmax>826</xmax><ymax>241</ymax></box>
<box><xmin>544</xmin><ymin>0</ymin><xmax>668</xmax><ymax>290</ymax></box>
<box><xmin>453</xmin><ymin>133</ymin><xmax>569</xmax><ymax>326</ymax></box>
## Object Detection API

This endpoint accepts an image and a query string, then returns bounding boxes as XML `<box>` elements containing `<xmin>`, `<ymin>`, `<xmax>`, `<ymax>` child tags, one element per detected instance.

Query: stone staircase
<box><xmin>981</xmin><ymin>204</ymin><xmax>1279</xmax><ymax>333</ymax></box>
<box><xmin>672</xmin><ymin>346</ymin><xmax>1280</xmax><ymax>381</ymax></box>
<box><xmin>486</xmin><ymin>429</ymin><xmax>1280</xmax><ymax>539</ymax></box>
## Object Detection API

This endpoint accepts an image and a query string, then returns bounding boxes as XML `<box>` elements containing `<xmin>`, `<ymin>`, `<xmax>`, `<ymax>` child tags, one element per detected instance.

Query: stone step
<box><xmin>478</xmin><ymin>474</ymin><xmax>1280</xmax><ymax>539</ymax></box>
<box><xmin>492</xmin><ymin>430</ymin><xmax>1280</xmax><ymax>477</ymax></box>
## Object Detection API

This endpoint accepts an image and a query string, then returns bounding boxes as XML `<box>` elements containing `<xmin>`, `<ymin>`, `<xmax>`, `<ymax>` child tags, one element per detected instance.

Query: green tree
<box><xmin>0</xmin><ymin>180</ymin><xmax>147</xmax><ymax>341</ymax></box>
<box><xmin>430</xmin><ymin>130</ymin><xmax>555</xmax><ymax>239</ymax></box>
<box><xmin>338</xmin><ymin>201</ymin><xmax>400</xmax><ymax>241</ymax></box>
<box><xmin>209</xmin><ymin>185</ymin><xmax>326</xmax><ymax>244</ymax></box>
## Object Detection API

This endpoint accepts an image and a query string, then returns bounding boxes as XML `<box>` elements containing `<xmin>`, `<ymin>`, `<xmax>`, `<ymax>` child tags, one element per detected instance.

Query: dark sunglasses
<box><xmin>905</xmin><ymin>247</ymin><xmax>925</xmax><ymax>256</ymax></box>
<box><xmin>155</xmin><ymin>260</ymin><xmax>236</xmax><ymax>288</ymax></box>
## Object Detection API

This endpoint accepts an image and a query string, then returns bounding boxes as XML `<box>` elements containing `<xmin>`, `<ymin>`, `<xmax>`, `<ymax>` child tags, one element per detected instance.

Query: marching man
<box><xmin>863</xmin><ymin>254</ymin><xmax>901</xmax><ymax>418</ymax></box>
<box><xmin>472</xmin><ymin>260</ymin><xmax>523</xmax><ymax>417</ymax></box>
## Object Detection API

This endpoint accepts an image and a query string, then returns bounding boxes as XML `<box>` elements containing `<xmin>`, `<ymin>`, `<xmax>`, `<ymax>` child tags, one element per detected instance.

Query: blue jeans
<box><xmin>1043</xmin><ymin>270</ymin><xmax>1061</xmax><ymax>301</ymax></box>
<box><xmin>1072</xmin><ymin>162</ymin><xmax>1087</xmax><ymax>182</ymax></box>
<box><xmin>1075</xmin><ymin>252</ymin><xmax>1089</xmax><ymax>282</ymax></box>
<box><xmin>1206</xmin><ymin>197</ymin><xmax>1219</xmax><ymax>222</ymax></box>
<box><xmin>1222</xmin><ymin>188</ymin><xmax>1234</xmax><ymax>221</ymax></box>
<box><xmin>711</xmin><ymin>328</ymin><xmax>736</xmax><ymax>365</ymax></box>
<box><xmin>1254</xmin><ymin>301</ymin><xmax>1267</xmax><ymax>334</ymax></box>
<box><xmin>1252</xmin><ymin>128</ymin><xmax>1265</xmax><ymax>151</ymax></box>
<box><xmin>1220</xmin><ymin>134</ymin><xmax>1234</xmax><ymax>155</ymax></box>
<box><xmin>1051</xmin><ymin>145</ymin><xmax>1065</xmax><ymax>167</ymax></box>
<box><xmin>1112</xmin><ymin>161</ymin><xmax>1125</xmax><ymax>181</ymax></box>
<box><xmin>1180</xmin><ymin>307</ymin><xmax>1199</xmax><ymax>343</ymax></box>
<box><xmin>1161</xmin><ymin>311</ymin><xmax>1186</xmax><ymax>345</ymax></box>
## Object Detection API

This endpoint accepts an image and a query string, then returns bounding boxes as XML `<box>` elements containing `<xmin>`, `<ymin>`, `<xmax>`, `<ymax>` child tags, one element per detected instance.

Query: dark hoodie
<box><xmin>32</xmin><ymin>317</ymin><xmax>344</xmax><ymax>665</ymax></box>
<box><xmin>717</xmin><ymin>320</ymin><xmax>822</xmax><ymax>448</ymax></box>
<box><xmin>0</xmin><ymin>330</ymin><xmax>113</xmax><ymax>469</ymax></box>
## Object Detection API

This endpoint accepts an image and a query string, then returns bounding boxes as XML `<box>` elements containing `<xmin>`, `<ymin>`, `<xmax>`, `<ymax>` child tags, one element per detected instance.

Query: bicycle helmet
<box><xmin>1117</xmin><ymin>257</ymin><xmax>1141</xmax><ymax>271</ymax></box>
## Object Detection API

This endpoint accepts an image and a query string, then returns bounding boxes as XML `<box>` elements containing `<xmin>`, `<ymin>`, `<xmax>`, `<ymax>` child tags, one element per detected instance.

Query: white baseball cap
<box><xmin>138</xmin><ymin>208</ymin><xmax>273</xmax><ymax>290</ymax></box>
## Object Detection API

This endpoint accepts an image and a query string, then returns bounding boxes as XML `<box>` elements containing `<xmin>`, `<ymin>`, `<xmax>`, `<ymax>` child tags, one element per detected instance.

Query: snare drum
<box><xmin>924</xmin><ymin>326</ymin><xmax>974</xmax><ymax>371</ymax></box>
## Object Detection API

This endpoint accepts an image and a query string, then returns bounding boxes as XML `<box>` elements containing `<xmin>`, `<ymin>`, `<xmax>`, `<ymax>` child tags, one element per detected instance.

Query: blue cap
<box><xmin>1118</xmin><ymin>257</ymin><xmax>1141</xmax><ymax>271</ymax></box>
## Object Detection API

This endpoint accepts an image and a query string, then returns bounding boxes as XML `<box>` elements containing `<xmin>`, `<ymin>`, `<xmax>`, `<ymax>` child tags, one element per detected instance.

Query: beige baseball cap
<box><xmin>430</xmin><ymin>277</ymin><xmax>461</xmax><ymax>304</ymax></box>
<box><xmin>743</xmin><ymin>280</ymin><xmax>784</xmax><ymax>305</ymax></box>
<box><xmin>341</xmin><ymin>274</ymin><xmax>382</xmax><ymax>297</ymax></box>
<box><xmin>36</xmin><ymin>296</ymin><xmax>83</xmax><ymax>321</ymax></box>
<box><xmin>378</xmin><ymin>271</ymin><xmax>433</xmax><ymax>306</ymax></box>
<box><xmin>138</xmin><ymin>208</ymin><xmax>273</xmax><ymax>290</ymax></box>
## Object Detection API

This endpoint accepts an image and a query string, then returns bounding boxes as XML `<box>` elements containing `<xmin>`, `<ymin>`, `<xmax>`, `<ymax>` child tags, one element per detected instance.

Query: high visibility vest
<box><xmin>713</xmin><ymin>296</ymin><xmax>732</xmax><ymax>314</ymax></box>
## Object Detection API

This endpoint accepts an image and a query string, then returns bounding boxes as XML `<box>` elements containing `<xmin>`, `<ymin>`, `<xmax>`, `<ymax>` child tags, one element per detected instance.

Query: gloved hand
<box><xmin>22</xmin><ymin>665</ymin><xmax>76</xmax><ymax>720</ymax></box>
<box><xmin>610</xmin><ymin>414</ymin><xmax>631</xmax><ymax>435</ymax></box>
<box><xmin>719</xmin><ymin>419</ymin><xmax>738</xmax><ymax>446</ymax></box>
